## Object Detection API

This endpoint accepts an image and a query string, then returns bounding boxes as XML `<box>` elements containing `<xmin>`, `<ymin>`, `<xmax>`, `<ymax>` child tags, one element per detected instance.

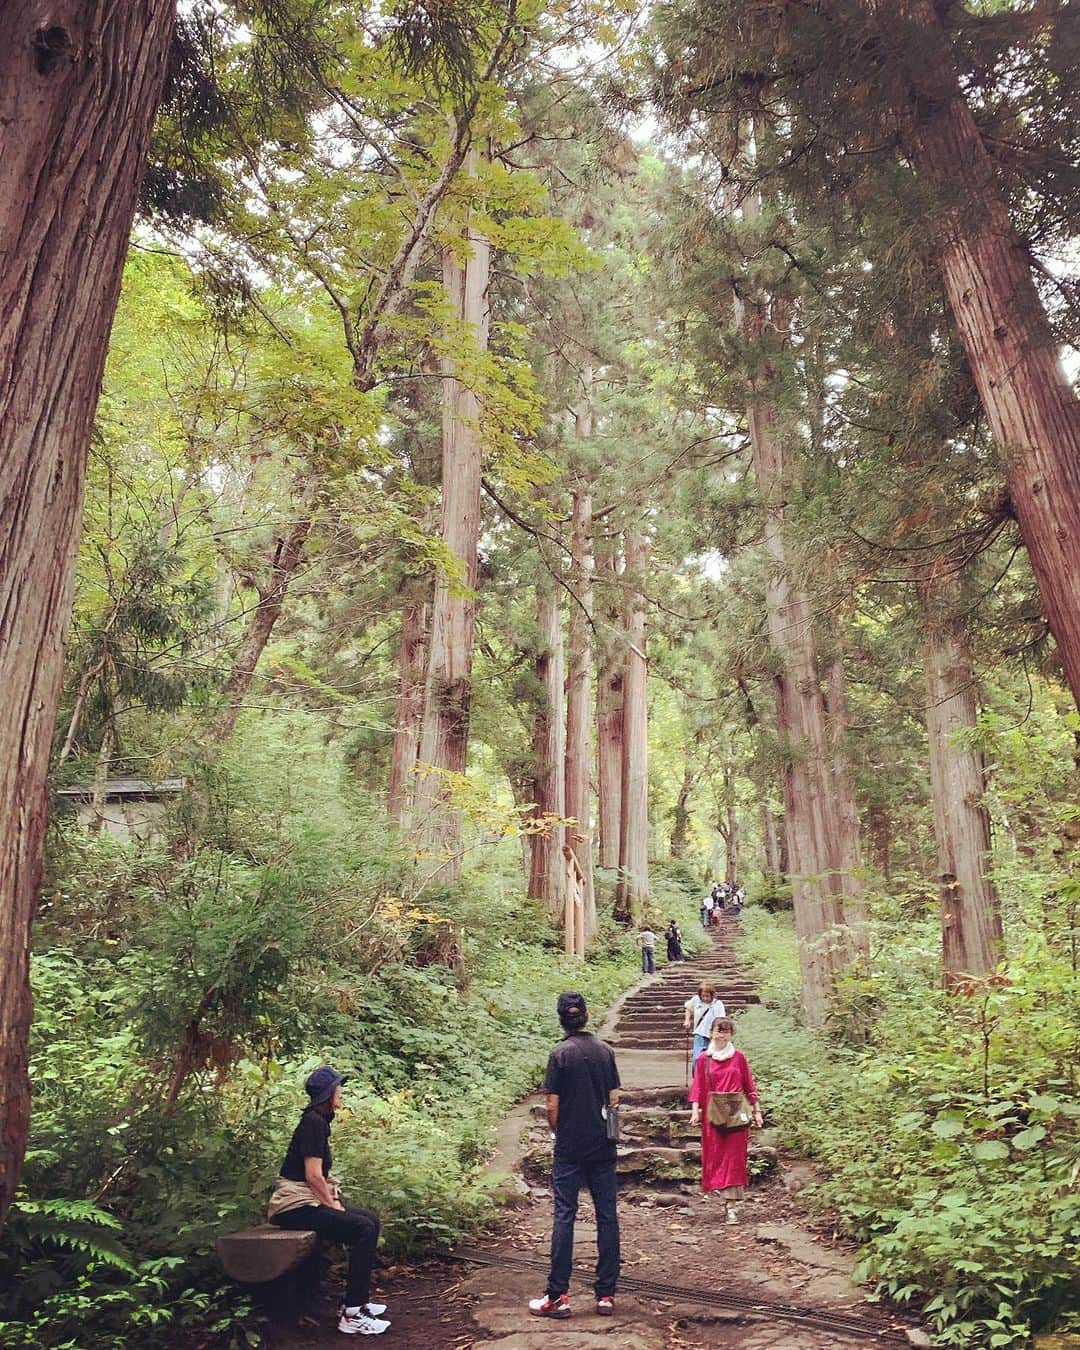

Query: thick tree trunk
<box><xmin>875</xmin><ymin>0</ymin><xmax>1080</xmax><ymax>711</ymax></box>
<box><xmin>0</xmin><ymin>0</ymin><xmax>175</xmax><ymax>1229</ymax></box>
<box><xmin>614</xmin><ymin>532</ymin><xmax>650</xmax><ymax>922</ymax></box>
<box><xmin>868</xmin><ymin>804</ymin><xmax>893</xmax><ymax>883</ymax></box>
<box><xmin>824</xmin><ymin>654</ymin><xmax>868</xmax><ymax>941</ymax></box>
<box><xmin>527</xmin><ymin>590</ymin><xmax>566</xmax><ymax>920</ymax></box>
<box><xmin>412</xmin><ymin>194</ymin><xmax>490</xmax><ymax>878</ymax></box>
<box><xmin>721</xmin><ymin>765</ymin><xmax>740</xmax><ymax>884</ymax></box>
<box><xmin>670</xmin><ymin>764</ymin><xmax>694</xmax><ymax>860</ymax></box>
<box><xmin>742</xmin><ymin>307</ymin><xmax>863</xmax><ymax>1021</ymax></box>
<box><xmin>387</xmin><ymin>593</ymin><xmax>429</xmax><ymax>822</ymax></box>
<box><xmin>565</xmin><ymin>474</ymin><xmax>596</xmax><ymax>935</ymax></box>
<box><xmin>760</xmin><ymin>798</ymin><xmax>781</xmax><ymax>879</ymax></box>
<box><xmin>209</xmin><ymin>513</ymin><xmax>313</xmax><ymax>745</ymax></box>
<box><xmin>595</xmin><ymin>549</ymin><xmax>624</xmax><ymax>871</ymax></box>
<box><xmin>920</xmin><ymin>571</ymin><xmax>1003</xmax><ymax>979</ymax></box>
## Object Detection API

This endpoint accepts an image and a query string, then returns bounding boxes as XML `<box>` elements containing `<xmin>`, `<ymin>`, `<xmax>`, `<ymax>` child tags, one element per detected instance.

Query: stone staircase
<box><xmin>522</xmin><ymin>920</ymin><xmax>776</xmax><ymax>1188</ymax></box>
<box><xmin>610</xmin><ymin>921</ymin><xmax>760</xmax><ymax>1052</ymax></box>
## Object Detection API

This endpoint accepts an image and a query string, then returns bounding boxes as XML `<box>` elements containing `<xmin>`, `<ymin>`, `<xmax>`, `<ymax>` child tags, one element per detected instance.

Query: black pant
<box><xmin>548</xmin><ymin>1157</ymin><xmax>620</xmax><ymax>1299</ymax></box>
<box><xmin>272</xmin><ymin>1205</ymin><xmax>380</xmax><ymax>1308</ymax></box>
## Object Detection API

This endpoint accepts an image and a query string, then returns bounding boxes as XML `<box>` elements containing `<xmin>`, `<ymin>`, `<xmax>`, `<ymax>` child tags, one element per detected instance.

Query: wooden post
<box><xmin>563</xmin><ymin>845</ymin><xmax>586</xmax><ymax>959</ymax></box>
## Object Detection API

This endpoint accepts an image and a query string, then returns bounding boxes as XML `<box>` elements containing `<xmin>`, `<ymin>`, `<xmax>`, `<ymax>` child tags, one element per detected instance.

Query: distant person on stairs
<box><xmin>529</xmin><ymin>992</ymin><xmax>621</xmax><ymax>1321</ymax></box>
<box><xmin>665</xmin><ymin>919</ymin><xmax>683</xmax><ymax>962</ymax></box>
<box><xmin>683</xmin><ymin>982</ymin><xmax>725</xmax><ymax>1067</ymax></box>
<box><xmin>267</xmin><ymin>1067</ymin><xmax>389</xmax><ymax>1336</ymax></box>
<box><xmin>638</xmin><ymin>924</ymin><xmax>657</xmax><ymax>974</ymax></box>
<box><xmin>689</xmin><ymin>1018</ymin><xmax>763</xmax><ymax>1224</ymax></box>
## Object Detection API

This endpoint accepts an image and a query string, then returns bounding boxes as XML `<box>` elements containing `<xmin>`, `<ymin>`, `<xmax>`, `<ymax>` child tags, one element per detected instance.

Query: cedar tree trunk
<box><xmin>527</xmin><ymin>588</ymin><xmax>566</xmax><ymax>920</ymax></box>
<box><xmin>920</xmin><ymin>569</ymin><xmax>1003</xmax><ymax>979</ymax></box>
<box><xmin>413</xmin><ymin>199</ymin><xmax>490</xmax><ymax>877</ymax></box>
<box><xmin>614</xmin><ymin>531</ymin><xmax>650</xmax><ymax>921</ymax></box>
<box><xmin>565</xmin><ymin>477</ymin><xmax>596</xmax><ymax>935</ymax></box>
<box><xmin>595</xmin><ymin>548</ymin><xmax>624</xmax><ymax>870</ymax></box>
<box><xmin>387</xmin><ymin>592</ymin><xmax>429</xmax><ymax>822</ymax></box>
<box><xmin>875</xmin><ymin>0</ymin><xmax>1080</xmax><ymax>710</ymax></box>
<box><xmin>0</xmin><ymin>0</ymin><xmax>175</xmax><ymax>1228</ymax></box>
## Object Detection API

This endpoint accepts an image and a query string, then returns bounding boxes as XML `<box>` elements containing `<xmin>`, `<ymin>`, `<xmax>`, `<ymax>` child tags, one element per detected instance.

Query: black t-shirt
<box><xmin>280</xmin><ymin>1108</ymin><xmax>332</xmax><ymax>1182</ymax></box>
<box><xmin>543</xmin><ymin>1032</ymin><xmax>621</xmax><ymax>1163</ymax></box>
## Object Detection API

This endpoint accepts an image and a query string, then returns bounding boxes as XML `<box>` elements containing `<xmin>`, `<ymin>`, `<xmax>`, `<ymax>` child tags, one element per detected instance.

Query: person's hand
<box><xmin>689</xmin><ymin>1107</ymin><xmax>700</xmax><ymax>1128</ymax></box>
<box><xmin>753</xmin><ymin>1108</ymin><xmax>764</xmax><ymax>1129</ymax></box>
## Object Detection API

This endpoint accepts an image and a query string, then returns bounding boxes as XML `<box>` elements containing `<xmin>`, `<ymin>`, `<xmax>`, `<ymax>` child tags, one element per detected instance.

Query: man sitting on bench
<box><xmin>267</xmin><ymin>1066</ymin><xmax>390</xmax><ymax>1336</ymax></box>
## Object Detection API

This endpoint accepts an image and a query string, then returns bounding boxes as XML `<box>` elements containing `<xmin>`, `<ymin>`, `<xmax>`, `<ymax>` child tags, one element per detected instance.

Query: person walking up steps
<box><xmin>638</xmin><ymin>924</ymin><xmax>657</xmax><ymax>974</ymax></box>
<box><xmin>683</xmin><ymin>982</ymin><xmax>725</xmax><ymax>1067</ymax></box>
<box><xmin>689</xmin><ymin>1018</ymin><xmax>763</xmax><ymax>1224</ymax></box>
<box><xmin>529</xmin><ymin>992</ymin><xmax>621</xmax><ymax>1320</ymax></box>
<box><xmin>665</xmin><ymin>918</ymin><xmax>683</xmax><ymax>962</ymax></box>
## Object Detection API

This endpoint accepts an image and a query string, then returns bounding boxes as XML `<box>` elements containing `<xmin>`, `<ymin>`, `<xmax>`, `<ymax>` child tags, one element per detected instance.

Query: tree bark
<box><xmin>565</xmin><ymin>475</ymin><xmax>596</xmax><ymax>935</ymax></box>
<box><xmin>386</xmin><ymin>592</ymin><xmax>429</xmax><ymax>823</ymax></box>
<box><xmin>0</xmin><ymin>0</ymin><xmax>176</xmax><ymax>1229</ymax></box>
<box><xmin>88</xmin><ymin>721</ymin><xmax>115</xmax><ymax>834</ymax></box>
<box><xmin>760</xmin><ymin>798</ymin><xmax>782</xmax><ymax>879</ymax></box>
<box><xmin>412</xmin><ymin>181</ymin><xmax>490</xmax><ymax>878</ymax></box>
<box><xmin>527</xmin><ymin>589</ymin><xmax>566</xmax><ymax>920</ymax></box>
<box><xmin>920</xmin><ymin>569</ymin><xmax>1003</xmax><ymax>979</ymax></box>
<box><xmin>721</xmin><ymin>764</ymin><xmax>740</xmax><ymax>885</ymax></box>
<box><xmin>670</xmin><ymin>764</ymin><xmax>694</xmax><ymax>860</ymax></box>
<box><xmin>208</xmin><ymin>512</ymin><xmax>313</xmax><ymax>745</ymax></box>
<box><xmin>824</xmin><ymin>653</ymin><xmax>868</xmax><ymax>942</ymax></box>
<box><xmin>595</xmin><ymin>548</ymin><xmax>624</xmax><ymax>871</ymax></box>
<box><xmin>614</xmin><ymin>531</ymin><xmax>650</xmax><ymax>922</ymax></box>
<box><xmin>740</xmin><ymin>291</ymin><xmax>863</xmax><ymax>1022</ymax></box>
<box><xmin>873</xmin><ymin>0</ymin><xmax>1080</xmax><ymax>711</ymax></box>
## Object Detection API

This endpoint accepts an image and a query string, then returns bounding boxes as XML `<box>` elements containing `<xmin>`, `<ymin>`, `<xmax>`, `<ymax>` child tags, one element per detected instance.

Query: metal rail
<box><xmin>443</xmin><ymin>1245</ymin><xmax>915</xmax><ymax>1344</ymax></box>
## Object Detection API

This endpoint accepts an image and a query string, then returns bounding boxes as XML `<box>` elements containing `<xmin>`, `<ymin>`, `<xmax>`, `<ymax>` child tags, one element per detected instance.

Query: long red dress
<box><xmin>688</xmin><ymin>1048</ymin><xmax>758</xmax><ymax>1194</ymax></box>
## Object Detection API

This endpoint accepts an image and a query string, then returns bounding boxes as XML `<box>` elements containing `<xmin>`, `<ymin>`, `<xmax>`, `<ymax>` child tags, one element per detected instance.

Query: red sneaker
<box><xmin>528</xmin><ymin>1294</ymin><xmax>571</xmax><ymax>1319</ymax></box>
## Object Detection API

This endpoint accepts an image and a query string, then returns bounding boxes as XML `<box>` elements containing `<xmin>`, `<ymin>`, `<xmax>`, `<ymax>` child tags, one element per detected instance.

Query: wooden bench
<box><xmin>217</xmin><ymin>1225</ymin><xmax>322</xmax><ymax>1320</ymax></box>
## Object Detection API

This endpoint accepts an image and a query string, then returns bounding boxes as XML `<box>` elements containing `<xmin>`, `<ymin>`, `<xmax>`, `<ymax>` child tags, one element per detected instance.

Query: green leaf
<box><xmin>971</xmin><ymin>1139</ymin><xmax>1009</xmax><ymax>1161</ymax></box>
<box><xmin>1011</xmin><ymin>1125</ymin><xmax>1046</xmax><ymax>1151</ymax></box>
<box><xmin>931</xmin><ymin>1116</ymin><xmax>965</xmax><ymax>1139</ymax></box>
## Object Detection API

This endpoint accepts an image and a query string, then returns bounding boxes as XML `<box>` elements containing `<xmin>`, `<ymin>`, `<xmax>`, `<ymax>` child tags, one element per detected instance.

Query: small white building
<box><xmin>54</xmin><ymin>777</ymin><xmax>185</xmax><ymax>840</ymax></box>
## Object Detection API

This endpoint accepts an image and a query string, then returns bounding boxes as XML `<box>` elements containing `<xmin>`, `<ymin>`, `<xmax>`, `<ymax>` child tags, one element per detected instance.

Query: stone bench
<box><xmin>217</xmin><ymin>1225</ymin><xmax>322</xmax><ymax>1321</ymax></box>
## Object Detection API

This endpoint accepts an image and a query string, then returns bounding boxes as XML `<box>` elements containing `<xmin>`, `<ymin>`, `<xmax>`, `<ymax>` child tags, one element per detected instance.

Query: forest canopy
<box><xmin>0</xmin><ymin>1</ymin><xmax>1078</xmax><ymax>1346</ymax></box>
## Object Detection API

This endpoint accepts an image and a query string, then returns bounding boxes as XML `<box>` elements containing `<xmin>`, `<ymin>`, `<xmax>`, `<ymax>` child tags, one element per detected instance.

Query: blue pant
<box><xmin>547</xmin><ymin>1157</ymin><xmax>620</xmax><ymax>1299</ymax></box>
<box><xmin>641</xmin><ymin>947</ymin><xmax>655</xmax><ymax>974</ymax></box>
<box><xmin>692</xmin><ymin>1033</ymin><xmax>709</xmax><ymax>1067</ymax></box>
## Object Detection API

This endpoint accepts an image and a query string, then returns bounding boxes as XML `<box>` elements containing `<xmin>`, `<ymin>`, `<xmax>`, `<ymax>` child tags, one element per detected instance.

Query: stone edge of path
<box><xmin>482</xmin><ymin>959</ymin><xmax>676</xmax><ymax>1204</ymax></box>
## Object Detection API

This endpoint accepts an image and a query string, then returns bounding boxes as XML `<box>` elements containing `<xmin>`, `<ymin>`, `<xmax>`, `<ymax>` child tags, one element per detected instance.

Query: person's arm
<box><xmin>688</xmin><ymin>1055</ymin><xmax>705</xmax><ymax>1126</ymax></box>
<box><xmin>740</xmin><ymin>1053</ymin><xmax>764</xmax><ymax>1127</ymax></box>
<box><xmin>304</xmin><ymin>1156</ymin><xmax>343</xmax><ymax>1209</ymax></box>
<box><xmin>546</xmin><ymin>1093</ymin><xmax>559</xmax><ymax>1132</ymax></box>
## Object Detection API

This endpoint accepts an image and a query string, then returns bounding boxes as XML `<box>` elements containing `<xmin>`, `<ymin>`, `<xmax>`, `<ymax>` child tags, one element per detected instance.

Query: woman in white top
<box><xmin>683</xmin><ymin>982</ymin><xmax>726</xmax><ymax>1066</ymax></box>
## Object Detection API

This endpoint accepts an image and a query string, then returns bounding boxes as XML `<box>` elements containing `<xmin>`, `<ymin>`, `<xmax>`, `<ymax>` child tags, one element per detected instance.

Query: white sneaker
<box><xmin>725</xmin><ymin>1204</ymin><xmax>738</xmax><ymax>1224</ymax></box>
<box><xmin>339</xmin><ymin>1309</ymin><xmax>391</xmax><ymax>1335</ymax></box>
<box><xmin>341</xmin><ymin>1303</ymin><xmax>388</xmax><ymax>1318</ymax></box>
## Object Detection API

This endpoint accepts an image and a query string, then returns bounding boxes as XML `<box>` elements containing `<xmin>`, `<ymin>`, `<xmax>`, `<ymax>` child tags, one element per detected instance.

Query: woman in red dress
<box><xmin>688</xmin><ymin>1017</ymin><xmax>763</xmax><ymax>1223</ymax></box>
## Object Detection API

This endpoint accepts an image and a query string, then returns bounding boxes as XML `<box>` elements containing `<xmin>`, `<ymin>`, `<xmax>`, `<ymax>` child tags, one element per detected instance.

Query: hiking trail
<box><xmin>271</xmin><ymin>924</ymin><xmax>929</xmax><ymax>1349</ymax></box>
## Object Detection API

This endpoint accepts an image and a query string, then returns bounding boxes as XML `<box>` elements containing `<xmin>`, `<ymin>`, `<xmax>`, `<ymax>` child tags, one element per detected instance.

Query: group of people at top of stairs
<box><xmin>703</xmin><ymin>878</ymin><xmax>745</xmax><ymax>927</ymax></box>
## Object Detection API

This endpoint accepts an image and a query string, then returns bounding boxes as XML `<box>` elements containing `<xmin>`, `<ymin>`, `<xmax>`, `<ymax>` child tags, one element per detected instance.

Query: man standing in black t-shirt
<box><xmin>528</xmin><ymin>992</ymin><xmax>621</xmax><ymax>1320</ymax></box>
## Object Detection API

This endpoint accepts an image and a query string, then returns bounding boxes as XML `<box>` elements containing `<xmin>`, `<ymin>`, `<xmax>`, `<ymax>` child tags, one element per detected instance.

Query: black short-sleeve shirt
<box><xmin>280</xmin><ymin>1108</ymin><xmax>332</xmax><ymax>1181</ymax></box>
<box><xmin>543</xmin><ymin>1032</ymin><xmax>621</xmax><ymax>1163</ymax></box>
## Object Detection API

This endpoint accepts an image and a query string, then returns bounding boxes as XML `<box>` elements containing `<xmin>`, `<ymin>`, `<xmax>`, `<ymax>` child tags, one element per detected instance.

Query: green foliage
<box><xmin>738</xmin><ymin>908</ymin><xmax>1080</xmax><ymax>1347</ymax></box>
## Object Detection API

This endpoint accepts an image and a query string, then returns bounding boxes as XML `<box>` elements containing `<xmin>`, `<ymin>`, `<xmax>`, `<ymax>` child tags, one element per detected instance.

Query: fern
<box><xmin>5</xmin><ymin>1197</ymin><xmax>135</xmax><ymax>1275</ymax></box>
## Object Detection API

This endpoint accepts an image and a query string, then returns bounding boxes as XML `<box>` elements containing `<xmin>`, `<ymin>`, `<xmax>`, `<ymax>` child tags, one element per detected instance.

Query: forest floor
<box><xmin>269</xmin><ymin>926</ymin><xmax>930</xmax><ymax>1349</ymax></box>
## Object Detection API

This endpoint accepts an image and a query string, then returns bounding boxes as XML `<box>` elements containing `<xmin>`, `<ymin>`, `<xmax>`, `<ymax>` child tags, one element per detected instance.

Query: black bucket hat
<box><xmin>304</xmin><ymin>1065</ymin><xmax>347</xmax><ymax>1106</ymax></box>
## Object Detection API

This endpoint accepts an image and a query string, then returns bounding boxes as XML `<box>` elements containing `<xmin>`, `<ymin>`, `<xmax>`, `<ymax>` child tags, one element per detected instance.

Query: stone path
<box><xmin>272</xmin><ymin>922</ymin><xmax>928</xmax><ymax>1348</ymax></box>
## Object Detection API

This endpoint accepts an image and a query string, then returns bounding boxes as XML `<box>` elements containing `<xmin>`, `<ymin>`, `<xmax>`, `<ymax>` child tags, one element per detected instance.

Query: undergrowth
<box><xmin>737</xmin><ymin>904</ymin><xmax>1080</xmax><ymax>1348</ymax></box>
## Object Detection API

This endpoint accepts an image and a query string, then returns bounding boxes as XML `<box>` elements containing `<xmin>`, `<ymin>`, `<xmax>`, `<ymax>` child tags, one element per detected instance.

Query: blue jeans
<box><xmin>547</xmin><ymin>1157</ymin><xmax>620</xmax><ymax>1299</ymax></box>
<box><xmin>692</xmin><ymin>1033</ymin><xmax>709</xmax><ymax>1067</ymax></box>
<box><xmin>641</xmin><ymin>947</ymin><xmax>655</xmax><ymax>974</ymax></box>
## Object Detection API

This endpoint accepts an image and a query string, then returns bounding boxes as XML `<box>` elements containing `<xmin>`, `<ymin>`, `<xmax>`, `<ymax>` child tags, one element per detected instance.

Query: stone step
<box><xmin>522</xmin><ymin>1142</ymin><xmax>779</xmax><ymax>1186</ymax></box>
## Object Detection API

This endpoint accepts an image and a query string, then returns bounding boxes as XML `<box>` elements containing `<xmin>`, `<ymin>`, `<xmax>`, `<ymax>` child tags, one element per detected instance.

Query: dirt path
<box><xmin>271</xmin><ymin>924</ymin><xmax>928</xmax><ymax>1348</ymax></box>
